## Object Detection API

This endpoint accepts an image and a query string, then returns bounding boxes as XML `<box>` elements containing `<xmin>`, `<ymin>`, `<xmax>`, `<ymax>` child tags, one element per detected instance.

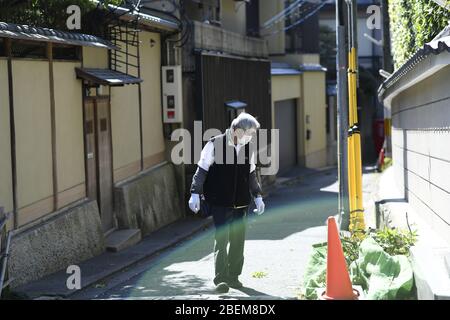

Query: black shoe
<box><xmin>227</xmin><ymin>279</ymin><xmax>243</xmax><ymax>289</ymax></box>
<box><xmin>215</xmin><ymin>282</ymin><xmax>229</xmax><ymax>293</ymax></box>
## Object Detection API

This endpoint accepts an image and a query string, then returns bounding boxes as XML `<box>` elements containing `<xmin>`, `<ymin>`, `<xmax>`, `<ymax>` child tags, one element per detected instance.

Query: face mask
<box><xmin>237</xmin><ymin>135</ymin><xmax>252</xmax><ymax>145</ymax></box>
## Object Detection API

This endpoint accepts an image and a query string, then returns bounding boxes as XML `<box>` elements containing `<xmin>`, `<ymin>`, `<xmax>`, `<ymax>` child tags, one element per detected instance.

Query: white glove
<box><xmin>253</xmin><ymin>196</ymin><xmax>265</xmax><ymax>215</ymax></box>
<box><xmin>188</xmin><ymin>193</ymin><xmax>200</xmax><ymax>213</ymax></box>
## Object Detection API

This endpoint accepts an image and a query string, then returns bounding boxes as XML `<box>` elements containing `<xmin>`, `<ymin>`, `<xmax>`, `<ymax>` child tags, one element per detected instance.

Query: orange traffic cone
<box><xmin>321</xmin><ymin>216</ymin><xmax>359</xmax><ymax>300</ymax></box>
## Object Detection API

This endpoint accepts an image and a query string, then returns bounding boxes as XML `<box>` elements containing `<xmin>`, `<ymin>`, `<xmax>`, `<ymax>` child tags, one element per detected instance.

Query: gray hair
<box><xmin>230</xmin><ymin>112</ymin><xmax>260</xmax><ymax>131</ymax></box>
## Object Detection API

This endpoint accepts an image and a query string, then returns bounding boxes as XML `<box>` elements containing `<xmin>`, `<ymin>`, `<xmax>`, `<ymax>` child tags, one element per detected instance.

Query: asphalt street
<box><xmin>74</xmin><ymin>168</ymin><xmax>341</xmax><ymax>300</ymax></box>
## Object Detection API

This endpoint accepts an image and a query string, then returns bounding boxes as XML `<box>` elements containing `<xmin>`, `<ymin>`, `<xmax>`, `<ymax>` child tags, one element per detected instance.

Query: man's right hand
<box><xmin>188</xmin><ymin>193</ymin><xmax>200</xmax><ymax>213</ymax></box>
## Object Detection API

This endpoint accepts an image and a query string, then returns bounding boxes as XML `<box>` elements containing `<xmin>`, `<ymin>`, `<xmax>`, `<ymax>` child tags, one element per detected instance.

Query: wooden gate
<box><xmin>84</xmin><ymin>96</ymin><xmax>114</xmax><ymax>232</ymax></box>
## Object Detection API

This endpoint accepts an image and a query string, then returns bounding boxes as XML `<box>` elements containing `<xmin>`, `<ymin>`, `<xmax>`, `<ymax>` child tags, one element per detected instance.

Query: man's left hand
<box><xmin>253</xmin><ymin>196</ymin><xmax>265</xmax><ymax>215</ymax></box>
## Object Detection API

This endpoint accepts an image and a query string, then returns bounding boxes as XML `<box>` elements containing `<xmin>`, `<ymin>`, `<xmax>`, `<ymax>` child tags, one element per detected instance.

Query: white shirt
<box><xmin>197</xmin><ymin>130</ymin><xmax>256</xmax><ymax>173</ymax></box>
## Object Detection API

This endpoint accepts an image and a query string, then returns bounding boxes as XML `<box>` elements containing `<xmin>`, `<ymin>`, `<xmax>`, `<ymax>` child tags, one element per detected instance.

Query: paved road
<box><xmin>75</xmin><ymin>168</ymin><xmax>340</xmax><ymax>300</ymax></box>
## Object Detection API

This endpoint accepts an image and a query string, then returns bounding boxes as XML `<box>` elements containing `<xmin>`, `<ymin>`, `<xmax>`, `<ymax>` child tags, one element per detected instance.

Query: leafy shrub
<box><xmin>0</xmin><ymin>0</ymin><xmax>123</xmax><ymax>32</ymax></box>
<box><xmin>389</xmin><ymin>0</ymin><xmax>450</xmax><ymax>68</ymax></box>
<box><xmin>371</xmin><ymin>227</ymin><xmax>418</xmax><ymax>256</ymax></box>
<box><xmin>341</xmin><ymin>226</ymin><xmax>417</xmax><ymax>264</ymax></box>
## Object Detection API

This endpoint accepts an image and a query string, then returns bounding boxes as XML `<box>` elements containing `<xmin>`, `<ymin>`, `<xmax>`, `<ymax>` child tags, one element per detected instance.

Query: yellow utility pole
<box><xmin>346</xmin><ymin>0</ymin><xmax>365</xmax><ymax>237</ymax></box>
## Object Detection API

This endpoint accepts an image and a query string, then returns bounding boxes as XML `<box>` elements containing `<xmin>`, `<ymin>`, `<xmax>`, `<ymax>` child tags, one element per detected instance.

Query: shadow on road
<box><xmin>96</xmin><ymin>169</ymin><xmax>339</xmax><ymax>300</ymax></box>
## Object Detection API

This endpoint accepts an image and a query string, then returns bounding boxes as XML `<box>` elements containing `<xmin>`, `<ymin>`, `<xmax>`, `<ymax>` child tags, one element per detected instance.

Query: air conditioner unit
<box><xmin>162</xmin><ymin>65</ymin><xmax>183</xmax><ymax>123</ymax></box>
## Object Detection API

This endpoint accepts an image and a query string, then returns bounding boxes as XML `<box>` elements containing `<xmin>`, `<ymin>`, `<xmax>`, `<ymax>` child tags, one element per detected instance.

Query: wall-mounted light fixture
<box><xmin>150</xmin><ymin>39</ymin><xmax>156</xmax><ymax>48</ymax></box>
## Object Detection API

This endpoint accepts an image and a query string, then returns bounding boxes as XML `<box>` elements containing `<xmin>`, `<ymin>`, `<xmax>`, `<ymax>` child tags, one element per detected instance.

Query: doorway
<box><xmin>84</xmin><ymin>96</ymin><xmax>114</xmax><ymax>233</ymax></box>
<box><xmin>275</xmin><ymin>99</ymin><xmax>298</xmax><ymax>174</ymax></box>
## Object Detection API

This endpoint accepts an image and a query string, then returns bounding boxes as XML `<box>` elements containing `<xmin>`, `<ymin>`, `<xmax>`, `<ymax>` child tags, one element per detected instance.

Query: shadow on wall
<box><xmin>114</xmin><ymin>162</ymin><xmax>184</xmax><ymax>236</ymax></box>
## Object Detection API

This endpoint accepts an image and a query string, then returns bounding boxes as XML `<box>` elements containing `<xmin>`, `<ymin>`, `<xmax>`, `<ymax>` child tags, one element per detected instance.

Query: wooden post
<box><xmin>47</xmin><ymin>42</ymin><xmax>58</xmax><ymax>211</ymax></box>
<box><xmin>5</xmin><ymin>38</ymin><xmax>18</xmax><ymax>230</ymax></box>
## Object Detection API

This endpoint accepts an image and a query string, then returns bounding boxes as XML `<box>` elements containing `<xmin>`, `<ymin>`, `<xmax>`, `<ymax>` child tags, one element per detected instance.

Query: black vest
<box><xmin>203</xmin><ymin>133</ymin><xmax>252</xmax><ymax>207</ymax></box>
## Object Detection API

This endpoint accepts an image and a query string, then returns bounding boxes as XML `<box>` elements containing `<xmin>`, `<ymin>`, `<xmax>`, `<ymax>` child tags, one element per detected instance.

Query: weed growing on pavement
<box><xmin>341</xmin><ymin>235</ymin><xmax>362</xmax><ymax>266</ymax></box>
<box><xmin>371</xmin><ymin>227</ymin><xmax>417</xmax><ymax>256</ymax></box>
<box><xmin>381</xmin><ymin>157</ymin><xmax>392</xmax><ymax>171</ymax></box>
<box><xmin>252</xmin><ymin>271</ymin><xmax>268</xmax><ymax>279</ymax></box>
<box><xmin>340</xmin><ymin>226</ymin><xmax>418</xmax><ymax>262</ymax></box>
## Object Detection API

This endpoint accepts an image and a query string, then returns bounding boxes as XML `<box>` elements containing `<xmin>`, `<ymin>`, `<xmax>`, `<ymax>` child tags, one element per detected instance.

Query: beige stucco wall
<box><xmin>139</xmin><ymin>31</ymin><xmax>165</xmax><ymax>166</ymax></box>
<box><xmin>260</xmin><ymin>0</ymin><xmax>285</xmax><ymax>55</ymax></box>
<box><xmin>53</xmin><ymin>62</ymin><xmax>86</xmax><ymax>207</ymax></box>
<box><xmin>82</xmin><ymin>46</ymin><xmax>108</xmax><ymax>68</ymax></box>
<box><xmin>0</xmin><ymin>59</ymin><xmax>13</xmax><ymax>219</ymax></box>
<box><xmin>271</xmin><ymin>74</ymin><xmax>301</xmax><ymax>102</ymax></box>
<box><xmin>113</xmin><ymin>38</ymin><xmax>139</xmax><ymax>78</ymax></box>
<box><xmin>12</xmin><ymin>60</ymin><xmax>53</xmax><ymax>222</ymax></box>
<box><xmin>111</xmin><ymin>84</ymin><xmax>141</xmax><ymax>182</ymax></box>
<box><xmin>221</xmin><ymin>0</ymin><xmax>247</xmax><ymax>35</ymax></box>
<box><xmin>271</xmin><ymin>74</ymin><xmax>302</xmax><ymax>133</ymax></box>
<box><xmin>110</xmin><ymin>30</ymin><xmax>165</xmax><ymax>182</ymax></box>
<box><xmin>110</xmin><ymin>30</ymin><xmax>142</xmax><ymax>181</ymax></box>
<box><xmin>302</xmin><ymin>71</ymin><xmax>327</xmax><ymax>168</ymax></box>
<box><xmin>82</xmin><ymin>43</ymin><xmax>141</xmax><ymax>182</ymax></box>
<box><xmin>271</xmin><ymin>74</ymin><xmax>305</xmax><ymax>167</ymax></box>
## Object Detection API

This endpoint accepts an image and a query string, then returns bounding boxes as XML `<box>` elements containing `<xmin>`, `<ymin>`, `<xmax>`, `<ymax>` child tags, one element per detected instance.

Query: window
<box><xmin>11</xmin><ymin>40</ymin><xmax>46</xmax><ymax>59</ymax></box>
<box><xmin>53</xmin><ymin>44</ymin><xmax>81</xmax><ymax>61</ymax></box>
<box><xmin>0</xmin><ymin>38</ymin><xmax>5</xmax><ymax>56</ymax></box>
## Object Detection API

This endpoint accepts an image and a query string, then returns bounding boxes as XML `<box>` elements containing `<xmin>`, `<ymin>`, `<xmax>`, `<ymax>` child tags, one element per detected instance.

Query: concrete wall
<box><xmin>8</xmin><ymin>200</ymin><xmax>104</xmax><ymax>288</ymax></box>
<box><xmin>391</xmin><ymin>65</ymin><xmax>450</xmax><ymax>244</ymax></box>
<box><xmin>259</xmin><ymin>0</ymin><xmax>285</xmax><ymax>55</ymax></box>
<box><xmin>114</xmin><ymin>162</ymin><xmax>184</xmax><ymax>236</ymax></box>
<box><xmin>0</xmin><ymin>59</ymin><xmax>13</xmax><ymax>229</ymax></box>
<box><xmin>221</xmin><ymin>0</ymin><xmax>246</xmax><ymax>35</ymax></box>
<box><xmin>193</xmin><ymin>21</ymin><xmax>267</xmax><ymax>58</ymax></box>
<box><xmin>274</xmin><ymin>53</ymin><xmax>320</xmax><ymax>66</ymax></box>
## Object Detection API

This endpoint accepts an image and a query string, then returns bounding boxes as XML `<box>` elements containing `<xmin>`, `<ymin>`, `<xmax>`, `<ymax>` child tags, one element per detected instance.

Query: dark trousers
<box><xmin>210</xmin><ymin>205</ymin><xmax>247</xmax><ymax>285</ymax></box>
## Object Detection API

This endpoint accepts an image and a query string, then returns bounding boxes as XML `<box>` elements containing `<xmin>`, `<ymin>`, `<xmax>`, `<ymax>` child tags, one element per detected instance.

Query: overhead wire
<box><xmin>261</xmin><ymin>0</ymin><xmax>306</xmax><ymax>30</ymax></box>
<box><xmin>262</xmin><ymin>0</ymin><xmax>326</xmax><ymax>37</ymax></box>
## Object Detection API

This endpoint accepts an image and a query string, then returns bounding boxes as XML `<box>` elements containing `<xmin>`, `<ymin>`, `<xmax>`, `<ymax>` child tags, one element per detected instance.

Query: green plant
<box><xmin>340</xmin><ymin>225</ymin><xmax>417</xmax><ymax>263</ymax></box>
<box><xmin>0</xmin><ymin>0</ymin><xmax>123</xmax><ymax>32</ymax></box>
<box><xmin>341</xmin><ymin>234</ymin><xmax>362</xmax><ymax>266</ymax></box>
<box><xmin>382</xmin><ymin>157</ymin><xmax>393</xmax><ymax>171</ymax></box>
<box><xmin>370</xmin><ymin>227</ymin><xmax>418</xmax><ymax>256</ymax></box>
<box><xmin>389</xmin><ymin>0</ymin><xmax>450</xmax><ymax>68</ymax></box>
<box><xmin>252</xmin><ymin>271</ymin><xmax>268</xmax><ymax>279</ymax></box>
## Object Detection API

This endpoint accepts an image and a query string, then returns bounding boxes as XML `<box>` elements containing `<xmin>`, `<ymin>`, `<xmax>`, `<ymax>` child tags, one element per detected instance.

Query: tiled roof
<box><xmin>378</xmin><ymin>34</ymin><xmax>450</xmax><ymax>101</ymax></box>
<box><xmin>0</xmin><ymin>22</ymin><xmax>116</xmax><ymax>49</ymax></box>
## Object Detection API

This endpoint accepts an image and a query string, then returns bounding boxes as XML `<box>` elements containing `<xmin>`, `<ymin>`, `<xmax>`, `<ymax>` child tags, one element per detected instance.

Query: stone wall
<box><xmin>8</xmin><ymin>200</ymin><xmax>104</xmax><ymax>288</ymax></box>
<box><xmin>114</xmin><ymin>162</ymin><xmax>184</xmax><ymax>236</ymax></box>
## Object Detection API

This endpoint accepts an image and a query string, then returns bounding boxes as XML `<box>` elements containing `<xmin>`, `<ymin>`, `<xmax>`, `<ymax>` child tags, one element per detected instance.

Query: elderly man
<box><xmin>188</xmin><ymin>112</ymin><xmax>265</xmax><ymax>293</ymax></box>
